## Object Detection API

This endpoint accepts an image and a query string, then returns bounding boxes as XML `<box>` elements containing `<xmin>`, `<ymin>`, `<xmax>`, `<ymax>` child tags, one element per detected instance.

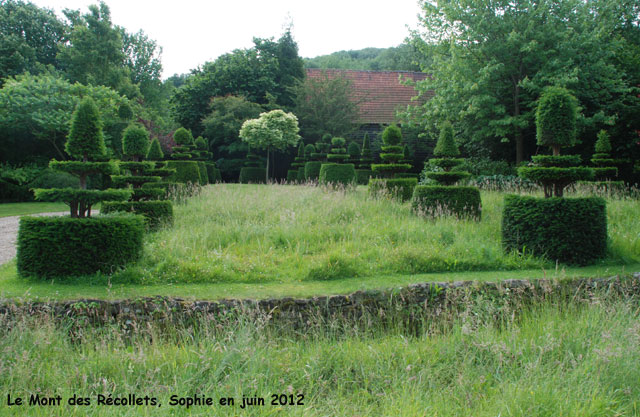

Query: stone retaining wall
<box><xmin>1</xmin><ymin>274</ymin><xmax>639</xmax><ymax>328</ymax></box>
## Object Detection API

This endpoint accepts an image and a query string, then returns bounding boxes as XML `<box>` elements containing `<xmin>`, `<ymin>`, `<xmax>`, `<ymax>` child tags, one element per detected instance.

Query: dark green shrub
<box><xmin>319</xmin><ymin>163</ymin><xmax>355</xmax><ymax>186</ymax></box>
<box><xmin>296</xmin><ymin>167</ymin><xmax>306</xmax><ymax>181</ymax></box>
<box><xmin>286</xmin><ymin>169</ymin><xmax>298</xmax><ymax>182</ymax></box>
<box><xmin>205</xmin><ymin>163</ymin><xmax>221</xmax><ymax>183</ymax></box>
<box><xmin>28</xmin><ymin>169</ymin><xmax>80</xmax><ymax>190</ymax></box>
<box><xmin>369</xmin><ymin>178</ymin><xmax>417</xmax><ymax>202</ymax></box>
<box><xmin>146</xmin><ymin>138</ymin><xmax>164</xmax><ymax>160</ymax></box>
<box><xmin>433</xmin><ymin>121</ymin><xmax>459</xmax><ymax>157</ymax></box>
<box><xmin>173</xmin><ymin>127</ymin><xmax>193</xmax><ymax>145</ymax></box>
<box><xmin>531</xmin><ymin>155</ymin><xmax>581</xmax><ymax>167</ymax></box>
<box><xmin>355</xmin><ymin>169</ymin><xmax>372</xmax><ymax>185</ymax></box>
<box><xmin>411</xmin><ymin>185</ymin><xmax>481</xmax><ymax>219</ymax></box>
<box><xmin>17</xmin><ymin>215</ymin><xmax>144</xmax><ymax>278</ymax></box>
<box><xmin>359</xmin><ymin>133</ymin><xmax>373</xmax><ymax>169</ymax></box>
<box><xmin>536</xmin><ymin>86</ymin><xmax>578</xmax><ymax>152</ymax></box>
<box><xmin>196</xmin><ymin>161</ymin><xmax>208</xmax><ymax>185</ymax></box>
<box><xmin>122</xmin><ymin>124</ymin><xmax>150</xmax><ymax>161</ymax></box>
<box><xmin>65</xmin><ymin>98</ymin><xmax>106</xmax><ymax>159</ymax></box>
<box><xmin>239</xmin><ymin>167</ymin><xmax>266</xmax><ymax>183</ymax></box>
<box><xmin>0</xmin><ymin>179</ymin><xmax>33</xmax><ymax>202</ymax></box>
<box><xmin>304</xmin><ymin>161</ymin><xmax>322</xmax><ymax>180</ymax></box>
<box><xmin>165</xmin><ymin>161</ymin><xmax>201</xmax><ymax>184</ymax></box>
<box><xmin>425</xmin><ymin>171</ymin><xmax>471</xmax><ymax>185</ymax></box>
<box><xmin>502</xmin><ymin>194</ymin><xmax>607</xmax><ymax>265</ymax></box>
<box><xmin>460</xmin><ymin>157</ymin><xmax>515</xmax><ymax>176</ymax></box>
<box><xmin>101</xmin><ymin>201</ymin><xmax>173</xmax><ymax>230</ymax></box>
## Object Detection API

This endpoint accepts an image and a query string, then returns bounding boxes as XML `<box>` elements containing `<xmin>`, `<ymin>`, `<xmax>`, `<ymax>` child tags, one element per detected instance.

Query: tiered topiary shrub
<box><xmin>306</xmin><ymin>134</ymin><xmax>330</xmax><ymax>181</ymax></box>
<box><xmin>239</xmin><ymin>145</ymin><xmax>266</xmax><ymax>183</ymax></box>
<box><xmin>319</xmin><ymin>137</ymin><xmax>356</xmax><ymax>186</ymax></box>
<box><xmin>290</xmin><ymin>141</ymin><xmax>305</xmax><ymax>183</ymax></box>
<box><xmin>102</xmin><ymin>124</ymin><xmax>174</xmax><ymax>230</ymax></box>
<box><xmin>300</xmin><ymin>143</ymin><xmax>316</xmax><ymax>181</ymax></box>
<box><xmin>503</xmin><ymin>87</ymin><xmax>605</xmax><ymax>265</ymax></box>
<box><xmin>411</xmin><ymin>121</ymin><xmax>480</xmax><ymax>218</ymax></box>
<box><xmin>18</xmin><ymin>98</ymin><xmax>143</xmax><ymax>278</ymax></box>
<box><xmin>167</xmin><ymin>127</ymin><xmax>203</xmax><ymax>185</ymax></box>
<box><xmin>355</xmin><ymin>133</ymin><xmax>374</xmax><ymax>185</ymax></box>
<box><xmin>583</xmin><ymin>130</ymin><xmax>625</xmax><ymax>192</ymax></box>
<box><xmin>369</xmin><ymin>125</ymin><xmax>417</xmax><ymax>201</ymax></box>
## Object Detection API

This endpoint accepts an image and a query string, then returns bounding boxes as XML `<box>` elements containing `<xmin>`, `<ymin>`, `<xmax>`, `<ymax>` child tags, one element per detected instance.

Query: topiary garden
<box><xmin>369</xmin><ymin>124</ymin><xmax>417</xmax><ymax>201</ymax></box>
<box><xmin>319</xmin><ymin>136</ymin><xmax>356</xmax><ymax>186</ymax></box>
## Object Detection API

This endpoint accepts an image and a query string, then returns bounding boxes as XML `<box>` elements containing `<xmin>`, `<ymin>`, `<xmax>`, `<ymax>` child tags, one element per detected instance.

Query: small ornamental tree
<box><xmin>411</xmin><ymin>122</ymin><xmax>480</xmax><ymax>218</ymax></box>
<box><xmin>518</xmin><ymin>87</ymin><xmax>593</xmax><ymax>197</ymax></box>
<box><xmin>239</xmin><ymin>110</ymin><xmax>300</xmax><ymax>183</ymax></box>
<box><xmin>590</xmin><ymin>130</ymin><xmax>621</xmax><ymax>182</ymax></box>
<box><xmin>369</xmin><ymin>125</ymin><xmax>416</xmax><ymax>201</ymax></box>
<box><xmin>33</xmin><ymin>98</ymin><xmax>130</xmax><ymax>217</ymax></box>
<box><xmin>503</xmin><ymin>87</ymin><xmax>606</xmax><ymax>265</ymax></box>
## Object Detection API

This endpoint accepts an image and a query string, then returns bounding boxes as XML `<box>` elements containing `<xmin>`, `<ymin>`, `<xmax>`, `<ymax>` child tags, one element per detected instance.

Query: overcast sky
<box><xmin>30</xmin><ymin>0</ymin><xmax>423</xmax><ymax>79</ymax></box>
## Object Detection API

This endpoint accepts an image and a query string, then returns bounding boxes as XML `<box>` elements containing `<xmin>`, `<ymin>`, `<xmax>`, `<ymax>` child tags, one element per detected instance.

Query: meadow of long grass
<box><xmin>112</xmin><ymin>183</ymin><xmax>639</xmax><ymax>285</ymax></box>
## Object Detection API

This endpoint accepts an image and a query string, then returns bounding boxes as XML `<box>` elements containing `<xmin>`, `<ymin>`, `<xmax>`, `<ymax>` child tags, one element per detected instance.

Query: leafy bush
<box><xmin>355</xmin><ymin>169</ymin><xmax>372</xmax><ymax>185</ymax></box>
<box><xmin>536</xmin><ymin>86</ymin><xmax>578</xmax><ymax>150</ymax></box>
<box><xmin>166</xmin><ymin>161</ymin><xmax>201</xmax><ymax>184</ymax></box>
<box><xmin>196</xmin><ymin>161</ymin><xmax>208</xmax><ymax>185</ymax></box>
<box><xmin>502</xmin><ymin>194</ymin><xmax>607</xmax><ymax>265</ymax></box>
<box><xmin>286</xmin><ymin>169</ymin><xmax>298</xmax><ymax>183</ymax></box>
<box><xmin>411</xmin><ymin>185</ymin><xmax>481</xmax><ymax>219</ymax></box>
<box><xmin>304</xmin><ymin>161</ymin><xmax>322</xmax><ymax>180</ymax></box>
<box><xmin>17</xmin><ymin>214</ymin><xmax>145</xmax><ymax>278</ymax></box>
<box><xmin>296</xmin><ymin>167</ymin><xmax>306</xmax><ymax>181</ymax></box>
<box><xmin>467</xmin><ymin>175</ymin><xmax>537</xmax><ymax>192</ymax></box>
<box><xmin>239</xmin><ymin>167</ymin><xmax>266</xmax><ymax>183</ymax></box>
<box><xmin>205</xmin><ymin>163</ymin><xmax>221</xmax><ymax>183</ymax></box>
<box><xmin>369</xmin><ymin>178</ymin><xmax>417</xmax><ymax>201</ymax></box>
<box><xmin>433</xmin><ymin>121</ymin><xmax>459</xmax><ymax>157</ymax></box>
<box><xmin>318</xmin><ymin>163</ymin><xmax>355</xmax><ymax>186</ymax></box>
<box><xmin>101</xmin><ymin>201</ymin><xmax>173</xmax><ymax>230</ymax></box>
<box><xmin>173</xmin><ymin>127</ymin><xmax>193</xmax><ymax>145</ymax></box>
<box><xmin>122</xmin><ymin>124</ymin><xmax>150</xmax><ymax>160</ymax></box>
<box><xmin>146</xmin><ymin>138</ymin><xmax>164</xmax><ymax>160</ymax></box>
<box><xmin>460</xmin><ymin>157</ymin><xmax>515</xmax><ymax>176</ymax></box>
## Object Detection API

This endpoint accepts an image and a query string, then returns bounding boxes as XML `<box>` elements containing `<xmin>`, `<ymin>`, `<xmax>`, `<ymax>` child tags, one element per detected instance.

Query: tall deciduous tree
<box><xmin>406</xmin><ymin>0</ymin><xmax>636</xmax><ymax>164</ymax></box>
<box><xmin>239</xmin><ymin>110</ymin><xmax>300</xmax><ymax>182</ymax></box>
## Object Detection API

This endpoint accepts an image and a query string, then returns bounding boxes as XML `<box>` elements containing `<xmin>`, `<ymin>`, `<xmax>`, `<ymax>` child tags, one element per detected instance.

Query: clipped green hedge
<box><xmin>286</xmin><ymin>170</ymin><xmax>298</xmax><ymax>183</ymax></box>
<box><xmin>369</xmin><ymin>178</ymin><xmax>417</xmax><ymax>201</ymax></box>
<box><xmin>304</xmin><ymin>161</ymin><xmax>322</xmax><ymax>181</ymax></box>
<box><xmin>411</xmin><ymin>185</ymin><xmax>481</xmax><ymax>219</ymax></box>
<box><xmin>296</xmin><ymin>167</ymin><xmax>306</xmax><ymax>182</ymax></box>
<box><xmin>205</xmin><ymin>163</ymin><xmax>221</xmax><ymax>183</ymax></box>
<box><xmin>530</xmin><ymin>155</ymin><xmax>581</xmax><ymax>167</ymax></box>
<box><xmin>517</xmin><ymin>166</ymin><xmax>594</xmax><ymax>183</ymax></box>
<box><xmin>239</xmin><ymin>167</ymin><xmax>266</xmax><ymax>184</ymax></box>
<box><xmin>425</xmin><ymin>171</ymin><xmax>470</xmax><ymax>185</ymax></box>
<box><xmin>101</xmin><ymin>201</ymin><xmax>173</xmax><ymax>230</ymax></box>
<box><xmin>196</xmin><ymin>161</ymin><xmax>208</xmax><ymax>185</ymax></box>
<box><xmin>166</xmin><ymin>161</ymin><xmax>201</xmax><ymax>184</ymax></box>
<box><xmin>502</xmin><ymin>195</ymin><xmax>607</xmax><ymax>265</ymax></box>
<box><xmin>131</xmin><ymin>187</ymin><xmax>165</xmax><ymax>201</ymax></box>
<box><xmin>355</xmin><ymin>169</ymin><xmax>372</xmax><ymax>185</ymax></box>
<box><xmin>371</xmin><ymin>163</ymin><xmax>412</xmax><ymax>176</ymax></box>
<box><xmin>17</xmin><ymin>215</ymin><xmax>144</xmax><ymax>278</ymax></box>
<box><xmin>318</xmin><ymin>163</ymin><xmax>355</xmax><ymax>186</ymax></box>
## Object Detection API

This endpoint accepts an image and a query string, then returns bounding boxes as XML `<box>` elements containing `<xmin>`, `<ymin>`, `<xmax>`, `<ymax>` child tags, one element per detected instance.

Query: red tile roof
<box><xmin>305</xmin><ymin>68</ymin><xmax>431</xmax><ymax>124</ymax></box>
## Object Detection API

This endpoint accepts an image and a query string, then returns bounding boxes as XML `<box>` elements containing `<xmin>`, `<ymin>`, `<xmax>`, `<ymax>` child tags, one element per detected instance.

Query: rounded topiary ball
<box><xmin>382</xmin><ymin>124</ymin><xmax>402</xmax><ymax>146</ymax></box>
<box><xmin>122</xmin><ymin>124</ymin><xmax>150</xmax><ymax>159</ymax></box>
<box><xmin>173</xmin><ymin>127</ymin><xmax>193</xmax><ymax>145</ymax></box>
<box><xmin>332</xmin><ymin>137</ymin><xmax>346</xmax><ymax>147</ymax></box>
<box><xmin>194</xmin><ymin>136</ymin><xmax>208</xmax><ymax>151</ymax></box>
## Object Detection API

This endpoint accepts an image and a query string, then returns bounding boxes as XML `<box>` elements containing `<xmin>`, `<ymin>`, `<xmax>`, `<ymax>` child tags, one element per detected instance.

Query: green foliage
<box><xmin>194</xmin><ymin>136</ymin><xmax>207</xmax><ymax>151</ymax></box>
<box><xmin>381</xmin><ymin>124</ymin><xmax>402</xmax><ymax>146</ymax></box>
<box><xmin>502</xmin><ymin>195</ymin><xmax>607</xmax><ymax>265</ymax></box>
<box><xmin>411</xmin><ymin>185</ymin><xmax>481</xmax><ymax>219</ymax></box>
<box><xmin>594</xmin><ymin>130</ymin><xmax>612</xmax><ymax>154</ymax></box>
<box><xmin>49</xmin><ymin>160</ymin><xmax>118</xmax><ymax>177</ymax></box>
<box><xmin>293</xmin><ymin>71</ymin><xmax>359</xmax><ymax>140</ymax></box>
<box><xmin>205</xmin><ymin>163</ymin><xmax>221</xmax><ymax>183</ymax></box>
<box><xmin>368</xmin><ymin>178</ymin><xmax>418</xmax><ymax>202</ymax></box>
<box><xmin>33</xmin><ymin>188</ymin><xmax>131</xmax><ymax>205</ymax></box>
<box><xmin>117</xmin><ymin>161</ymin><xmax>154</xmax><ymax>173</ymax></box>
<box><xmin>165</xmin><ymin>161</ymin><xmax>200</xmax><ymax>184</ymax></box>
<box><xmin>146</xmin><ymin>138</ymin><xmax>164</xmax><ymax>160</ymax></box>
<box><xmin>27</xmin><ymin>169</ymin><xmax>80</xmax><ymax>190</ymax></box>
<box><xmin>196</xmin><ymin>161</ymin><xmax>208</xmax><ymax>185</ymax></box>
<box><xmin>65</xmin><ymin>98</ymin><xmax>106</xmax><ymax>160</ymax></box>
<box><xmin>530</xmin><ymin>155</ymin><xmax>581</xmax><ymax>167</ymax></box>
<box><xmin>101</xmin><ymin>201</ymin><xmax>173</xmax><ymax>230</ymax></box>
<box><xmin>371</xmin><ymin>164</ymin><xmax>412</xmax><ymax>176</ymax></box>
<box><xmin>459</xmin><ymin>157</ymin><xmax>515</xmax><ymax>176</ymax></box>
<box><xmin>121</xmin><ymin>124</ymin><xmax>150</xmax><ymax>159</ymax></box>
<box><xmin>239</xmin><ymin>167</ymin><xmax>266</xmax><ymax>184</ymax></box>
<box><xmin>425</xmin><ymin>171</ymin><xmax>471</xmax><ymax>186</ymax></box>
<box><xmin>304</xmin><ymin>44</ymin><xmax>422</xmax><ymax>71</ymax></box>
<box><xmin>111</xmin><ymin>175</ymin><xmax>161</xmax><ymax>187</ymax></box>
<box><xmin>433</xmin><ymin>122</ymin><xmax>459</xmax><ymax>157</ymax></box>
<box><xmin>173</xmin><ymin>127</ymin><xmax>193</xmax><ymax>145</ymax></box>
<box><xmin>518</xmin><ymin>166</ymin><xmax>594</xmax><ymax>196</ymax></box>
<box><xmin>318</xmin><ymin>163</ymin><xmax>356</xmax><ymax>186</ymax></box>
<box><xmin>355</xmin><ymin>169</ymin><xmax>372</xmax><ymax>185</ymax></box>
<box><xmin>296</xmin><ymin>168</ymin><xmax>306</xmax><ymax>182</ymax></box>
<box><xmin>304</xmin><ymin>144</ymin><xmax>316</xmax><ymax>159</ymax></box>
<box><xmin>593</xmin><ymin>167</ymin><xmax>618</xmax><ymax>181</ymax></box>
<box><xmin>536</xmin><ymin>87</ymin><xmax>578</xmax><ymax>149</ymax></box>
<box><xmin>117</xmin><ymin>102</ymin><xmax>134</xmax><ymax>120</ymax></box>
<box><xmin>239</xmin><ymin>110</ymin><xmax>300</xmax><ymax>150</ymax></box>
<box><xmin>304</xmin><ymin>161</ymin><xmax>322</xmax><ymax>180</ymax></box>
<box><xmin>17</xmin><ymin>215</ymin><xmax>144</xmax><ymax>278</ymax></box>
<box><xmin>286</xmin><ymin>169</ymin><xmax>298</xmax><ymax>182</ymax></box>
<box><xmin>429</xmin><ymin>158</ymin><xmax>465</xmax><ymax>170</ymax></box>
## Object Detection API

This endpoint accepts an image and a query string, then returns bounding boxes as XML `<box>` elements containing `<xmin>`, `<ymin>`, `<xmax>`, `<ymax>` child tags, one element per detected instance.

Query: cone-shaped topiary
<box><xmin>425</xmin><ymin>122</ymin><xmax>469</xmax><ymax>186</ymax></box>
<box><xmin>146</xmin><ymin>138</ymin><xmax>164</xmax><ymax>160</ymax></box>
<box><xmin>359</xmin><ymin>133</ymin><xmax>373</xmax><ymax>169</ymax></box>
<box><xmin>433</xmin><ymin>121</ymin><xmax>459</xmax><ymax>157</ymax></box>
<box><xmin>590</xmin><ymin>130</ymin><xmax>620</xmax><ymax>181</ymax></box>
<box><xmin>65</xmin><ymin>97</ymin><xmax>107</xmax><ymax>161</ymax></box>
<box><xmin>122</xmin><ymin>124</ymin><xmax>150</xmax><ymax>162</ymax></box>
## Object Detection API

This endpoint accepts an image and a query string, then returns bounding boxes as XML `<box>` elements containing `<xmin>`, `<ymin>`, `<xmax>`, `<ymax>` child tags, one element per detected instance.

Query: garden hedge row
<box><xmin>355</xmin><ymin>169</ymin><xmax>372</xmax><ymax>185</ymax></box>
<box><xmin>286</xmin><ymin>170</ymin><xmax>297</xmax><ymax>182</ymax></box>
<box><xmin>318</xmin><ymin>163</ymin><xmax>356</xmax><ymax>186</ymax></box>
<box><xmin>205</xmin><ymin>163</ymin><xmax>221</xmax><ymax>183</ymax></box>
<box><xmin>239</xmin><ymin>167</ymin><xmax>266</xmax><ymax>184</ymax></box>
<box><xmin>304</xmin><ymin>161</ymin><xmax>322</xmax><ymax>181</ymax></box>
<box><xmin>502</xmin><ymin>194</ymin><xmax>607</xmax><ymax>265</ymax></box>
<box><xmin>101</xmin><ymin>201</ymin><xmax>173</xmax><ymax>230</ymax></box>
<box><xmin>369</xmin><ymin>178</ymin><xmax>417</xmax><ymax>201</ymax></box>
<box><xmin>411</xmin><ymin>185</ymin><xmax>481</xmax><ymax>219</ymax></box>
<box><xmin>196</xmin><ymin>161</ymin><xmax>208</xmax><ymax>185</ymax></box>
<box><xmin>17</xmin><ymin>215</ymin><xmax>144</xmax><ymax>278</ymax></box>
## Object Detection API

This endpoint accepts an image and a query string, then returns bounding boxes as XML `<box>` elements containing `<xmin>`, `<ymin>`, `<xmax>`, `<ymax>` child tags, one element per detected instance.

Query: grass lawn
<box><xmin>0</xmin><ymin>295</ymin><xmax>638</xmax><ymax>416</ymax></box>
<box><xmin>0</xmin><ymin>202</ymin><xmax>69</xmax><ymax>217</ymax></box>
<box><xmin>2</xmin><ymin>183</ymin><xmax>638</xmax><ymax>300</ymax></box>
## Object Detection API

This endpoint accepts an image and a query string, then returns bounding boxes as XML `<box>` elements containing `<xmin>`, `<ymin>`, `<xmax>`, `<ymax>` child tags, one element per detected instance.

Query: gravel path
<box><xmin>0</xmin><ymin>212</ymin><xmax>67</xmax><ymax>265</ymax></box>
